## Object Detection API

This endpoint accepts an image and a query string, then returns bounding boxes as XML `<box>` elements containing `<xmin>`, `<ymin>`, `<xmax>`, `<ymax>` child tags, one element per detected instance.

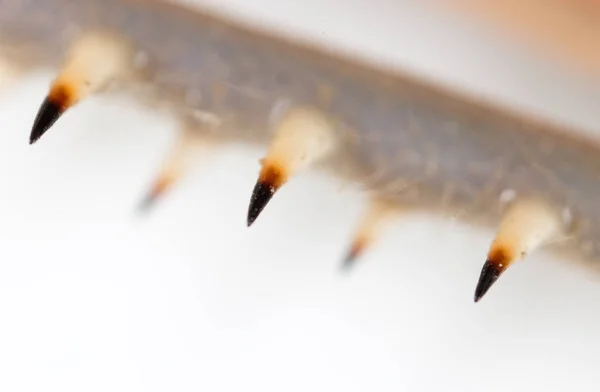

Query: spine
<box><xmin>1</xmin><ymin>0</ymin><xmax>598</xmax><ymax>301</ymax></box>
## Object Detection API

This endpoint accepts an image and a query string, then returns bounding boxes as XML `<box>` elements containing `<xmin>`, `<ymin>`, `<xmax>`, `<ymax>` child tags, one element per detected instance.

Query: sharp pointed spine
<box><xmin>341</xmin><ymin>241</ymin><xmax>366</xmax><ymax>271</ymax></box>
<box><xmin>474</xmin><ymin>198</ymin><xmax>567</xmax><ymax>302</ymax></box>
<box><xmin>30</xmin><ymin>31</ymin><xmax>135</xmax><ymax>144</ymax></box>
<box><xmin>247</xmin><ymin>106</ymin><xmax>338</xmax><ymax>226</ymax></box>
<box><xmin>137</xmin><ymin>130</ymin><xmax>210</xmax><ymax>214</ymax></box>
<box><xmin>341</xmin><ymin>199</ymin><xmax>399</xmax><ymax>271</ymax></box>
<box><xmin>474</xmin><ymin>258</ymin><xmax>505</xmax><ymax>303</ymax></box>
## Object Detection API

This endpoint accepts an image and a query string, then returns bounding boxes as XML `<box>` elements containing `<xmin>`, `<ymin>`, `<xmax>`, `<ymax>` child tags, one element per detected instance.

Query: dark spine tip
<box><xmin>340</xmin><ymin>244</ymin><xmax>362</xmax><ymax>273</ymax></box>
<box><xmin>136</xmin><ymin>193</ymin><xmax>158</xmax><ymax>215</ymax></box>
<box><xmin>474</xmin><ymin>259</ymin><xmax>504</xmax><ymax>303</ymax></box>
<box><xmin>30</xmin><ymin>96</ymin><xmax>64</xmax><ymax>144</ymax></box>
<box><xmin>247</xmin><ymin>180</ymin><xmax>276</xmax><ymax>227</ymax></box>
<box><xmin>136</xmin><ymin>179</ymin><xmax>171</xmax><ymax>215</ymax></box>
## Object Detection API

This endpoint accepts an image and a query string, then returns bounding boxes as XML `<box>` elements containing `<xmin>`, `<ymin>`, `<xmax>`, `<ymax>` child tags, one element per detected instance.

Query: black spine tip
<box><xmin>247</xmin><ymin>180</ymin><xmax>276</xmax><ymax>227</ymax></box>
<box><xmin>474</xmin><ymin>259</ymin><xmax>503</xmax><ymax>303</ymax></box>
<box><xmin>136</xmin><ymin>193</ymin><xmax>157</xmax><ymax>215</ymax></box>
<box><xmin>30</xmin><ymin>96</ymin><xmax>63</xmax><ymax>144</ymax></box>
<box><xmin>340</xmin><ymin>248</ymin><xmax>360</xmax><ymax>273</ymax></box>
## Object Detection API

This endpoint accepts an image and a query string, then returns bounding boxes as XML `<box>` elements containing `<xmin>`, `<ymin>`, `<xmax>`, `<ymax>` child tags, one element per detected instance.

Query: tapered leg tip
<box><xmin>340</xmin><ymin>245</ymin><xmax>362</xmax><ymax>273</ymax></box>
<box><xmin>135</xmin><ymin>180</ymin><xmax>173</xmax><ymax>216</ymax></box>
<box><xmin>136</xmin><ymin>194</ymin><xmax>158</xmax><ymax>215</ymax></box>
<box><xmin>30</xmin><ymin>96</ymin><xmax>64</xmax><ymax>144</ymax></box>
<box><xmin>339</xmin><ymin>259</ymin><xmax>356</xmax><ymax>274</ymax></box>
<box><xmin>474</xmin><ymin>259</ymin><xmax>504</xmax><ymax>302</ymax></box>
<box><xmin>247</xmin><ymin>180</ymin><xmax>277</xmax><ymax>227</ymax></box>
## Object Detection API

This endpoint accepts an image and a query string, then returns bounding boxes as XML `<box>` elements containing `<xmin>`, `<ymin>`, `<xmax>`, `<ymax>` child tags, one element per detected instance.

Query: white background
<box><xmin>1</xmin><ymin>0</ymin><xmax>600</xmax><ymax>391</ymax></box>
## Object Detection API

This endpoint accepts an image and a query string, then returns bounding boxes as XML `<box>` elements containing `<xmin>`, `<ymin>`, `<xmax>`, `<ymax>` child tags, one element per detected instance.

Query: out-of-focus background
<box><xmin>1</xmin><ymin>0</ymin><xmax>600</xmax><ymax>391</ymax></box>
